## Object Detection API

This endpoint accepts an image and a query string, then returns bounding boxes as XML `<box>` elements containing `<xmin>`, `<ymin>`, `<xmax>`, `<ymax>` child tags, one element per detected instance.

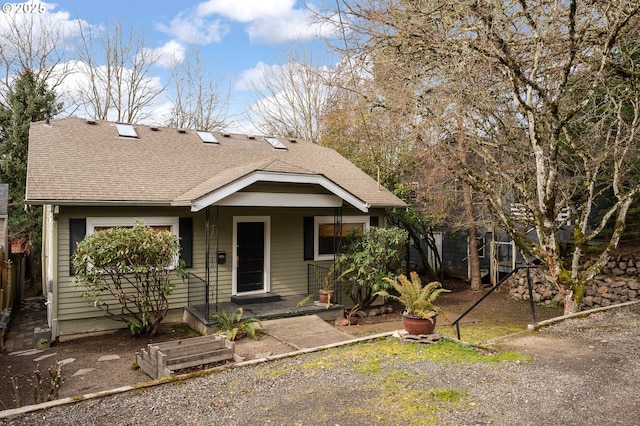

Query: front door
<box><xmin>234</xmin><ymin>218</ymin><xmax>269</xmax><ymax>294</ymax></box>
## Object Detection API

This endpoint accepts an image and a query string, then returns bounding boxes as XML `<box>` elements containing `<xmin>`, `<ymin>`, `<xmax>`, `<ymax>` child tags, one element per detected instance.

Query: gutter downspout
<box><xmin>46</xmin><ymin>205</ymin><xmax>59</xmax><ymax>339</ymax></box>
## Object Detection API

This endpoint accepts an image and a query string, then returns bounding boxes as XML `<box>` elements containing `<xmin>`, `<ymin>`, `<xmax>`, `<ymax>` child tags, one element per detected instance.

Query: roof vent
<box><xmin>87</xmin><ymin>119</ymin><xmax>96</xmax><ymax>125</ymax></box>
<box><xmin>248</xmin><ymin>135</ymin><xmax>256</xmax><ymax>140</ymax></box>
<box><xmin>196</xmin><ymin>130</ymin><xmax>219</xmax><ymax>144</ymax></box>
<box><xmin>289</xmin><ymin>138</ymin><xmax>297</xmax><ymax>143</ymax></box>
<box><xmin>223</xmin><ymin>133</ymin><xmax>231</xmax><ymax>138</ymax></box>
<box><xmin>150</xmin><ymin>125</ymin><xmax>159</xmax><ymax>131</ymax></box>
<box><xmin>177</xmin><ymin>128</ymin><xmax>186</xmax><ymax>134</ymax></box>
<box><xmin>115</xmin><ymin>122</ymin><xmax>138</xmax><ymax>138</ymax></box>
<box><xmin>264</xmin><ymin>137</ymin><xmax>287</xmax><ymax>150</ymax></box>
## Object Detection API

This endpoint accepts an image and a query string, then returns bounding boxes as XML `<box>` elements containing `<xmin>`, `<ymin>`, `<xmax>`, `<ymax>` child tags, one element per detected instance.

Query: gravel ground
<box><xmin>1</xmin><ymin>302</ymin><xmax>638</xmax><ymax>425</ymax></box>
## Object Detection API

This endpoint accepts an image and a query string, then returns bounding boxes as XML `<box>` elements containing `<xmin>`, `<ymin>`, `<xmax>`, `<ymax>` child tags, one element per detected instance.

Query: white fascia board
<box><xmin>191</xmin><ymin>171</ymin><xmax>369</xmax><ymax>212</ymax></box>
<box><xmin>217</xmin><ymin>192</ymin><xmax>343</xmax><ymax>208</ymax></box>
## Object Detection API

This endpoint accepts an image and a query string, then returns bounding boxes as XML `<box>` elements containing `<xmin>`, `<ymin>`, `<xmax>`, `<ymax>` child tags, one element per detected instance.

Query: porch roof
<box><xmin>26</xmin><ymin>118</ymin><xmax>406</xmax><ymax>211</ymax></box>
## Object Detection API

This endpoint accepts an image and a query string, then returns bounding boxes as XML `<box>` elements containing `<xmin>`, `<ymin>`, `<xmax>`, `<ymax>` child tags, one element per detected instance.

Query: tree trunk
<box><xmin>464</xmin><ymin>195</ymin><xmax>482</xmax><ymax>292</ymax></box>
<box><xmin>563</xmin><ymin>290</ymin><xmax>579</xmax><ymax>315</ymax></box>
<box><xmin>457</xmin><ymin>116</ymin><xmax>482</xmax><ymax>292</ymax></box>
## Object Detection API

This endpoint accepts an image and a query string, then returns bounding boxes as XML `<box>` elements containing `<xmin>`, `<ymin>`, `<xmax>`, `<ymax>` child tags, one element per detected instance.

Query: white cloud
<box><xmin>0</xmin><ymin>1</ymin><xmax>84</xmax><ymax>63</ymax></box>
<box><xmin>156</xmin><ymin>11</ymin><xmax>229</xmax><ymax>45</ymax></box>
<box><xmin>158</xmin><ymin>0</ymin><xmax>326</xmax><ymax>46</ymax></box>
<box><xmin>152</xmin><ymin>40</ymin><xmax>186</xmax><ymax>68</ymax></box>
<box><xmin>196</xmin><ymin>0</ymin><xmax>296</xmax><ymax>22</ymax></box>
<box><xmin>234</xmin><ymin>61</ymin><xmax>281</xmax><ymax>91</ymax></box>
<box><xmin>246</xmin><ymin>8</ymin><xmax>325</xmax><ymax>44</ymax></box>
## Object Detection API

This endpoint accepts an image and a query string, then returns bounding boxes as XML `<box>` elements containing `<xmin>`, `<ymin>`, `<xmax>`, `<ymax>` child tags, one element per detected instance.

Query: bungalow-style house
<box><xmin>26</xmin><ymin>117</ymin><xmax>406</xmax><ymax>340</ymax></box>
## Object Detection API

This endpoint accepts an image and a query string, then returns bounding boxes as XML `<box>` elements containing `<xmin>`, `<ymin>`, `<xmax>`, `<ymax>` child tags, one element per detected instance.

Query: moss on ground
<box><xmin>270</xmin><ymin>338</ymin><xmax>532</xmax><ymax>424</ymax></box>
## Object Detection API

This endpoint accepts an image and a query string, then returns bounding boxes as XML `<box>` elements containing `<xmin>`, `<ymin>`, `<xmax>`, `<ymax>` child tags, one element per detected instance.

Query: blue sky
<box><xmin>1</xmin><ymin>0</ymin><xmax>339</xmax><ymax>132</ymax></box>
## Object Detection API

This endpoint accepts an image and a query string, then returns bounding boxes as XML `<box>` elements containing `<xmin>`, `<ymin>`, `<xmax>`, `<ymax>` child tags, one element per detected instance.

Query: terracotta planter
<box><xmin>318</xmin><ymin>289</ymin><xmax>333</xmax><ymax>304</ymax></box>
<box><xmin>401</xmin><ymin>311</ymin><xmax>436</xmax><ymax>335</ymax></box>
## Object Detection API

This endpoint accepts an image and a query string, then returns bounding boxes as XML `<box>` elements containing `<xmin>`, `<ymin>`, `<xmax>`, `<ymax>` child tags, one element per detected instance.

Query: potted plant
<box><xmin>318</xmin><ymin>273</ymin><xmax>335</xmax><ymax>304</ymax></box>
<box><xmin>210</xmin><ymin>307</ymin><xmax>262</xmax><ymax>341</ymax></box>
<box><xmin>297</xmin><ymin>275</ymin><xmax>335</xmax><ymax>308</ymax></box>
<box><xmin>376</xmin><ymin>271</ymin><xmax>450</xmax><ymax>335</ymax></box>
<box><xmin>297</xmin><ymin>268</ymin><xmax>352</xmax><ymax>308</ymax></box>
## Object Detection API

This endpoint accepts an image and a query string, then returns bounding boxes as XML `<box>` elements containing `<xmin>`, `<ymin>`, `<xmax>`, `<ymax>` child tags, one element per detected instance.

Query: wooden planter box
<box><xmin>137</xmin><ymin>335</ymin><xmax>235</xmax><ymax>379</ymax></box>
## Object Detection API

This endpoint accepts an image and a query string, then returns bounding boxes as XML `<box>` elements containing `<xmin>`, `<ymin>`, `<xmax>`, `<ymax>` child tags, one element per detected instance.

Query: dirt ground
<box><xmin>0</xmin><ymin>279</ymin><xmax>562</xmax><ymax>410</ymax></box>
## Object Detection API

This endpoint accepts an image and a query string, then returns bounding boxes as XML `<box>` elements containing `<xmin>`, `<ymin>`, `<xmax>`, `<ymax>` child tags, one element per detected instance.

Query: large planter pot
<box><xmin>401</xmin><ymin>311</ymin><xmax>436</xmax><ymax>335</ymax></box>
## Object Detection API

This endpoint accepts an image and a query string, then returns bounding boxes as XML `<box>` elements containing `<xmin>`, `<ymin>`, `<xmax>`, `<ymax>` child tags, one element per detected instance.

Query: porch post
<box><xmin>205</xmin><ymin>206</ymin><xmax>210</xmax><ymax>318</ymax></box>
<box><xmin>333</xmin><ymin>206</ymin><xmax>342</xmax><ymax>292</ymax></box>
<box><xmin>215</xmin><ymin>205</ymin><xmax>219</xmax><ymax>309</ymax></box>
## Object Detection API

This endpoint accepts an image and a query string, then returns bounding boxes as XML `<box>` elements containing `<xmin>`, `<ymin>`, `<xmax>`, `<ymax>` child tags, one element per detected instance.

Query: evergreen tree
<box><xmin>0</xmin><ymin>69</ymin><xmax>62</xmax><ymax>279</ymax></box>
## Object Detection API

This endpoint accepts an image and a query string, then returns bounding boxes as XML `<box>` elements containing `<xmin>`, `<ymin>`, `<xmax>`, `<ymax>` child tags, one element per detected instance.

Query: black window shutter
<box><xmin>69</xmin><ymin>218</ymin><xmax>86</xmax><ymax>276</ymax></box>
<box><xmin>370</xmin><ymin>216</ymin><xmax>379</xmax><ymax>227</ymax></box>
<box><xmin>303</xmin><ymin>217</ymin><xmax>314</xmax><ymax>260</ymax></box>
<box><xmin>179</xmin><ymin>217</ymin><xmax>193</xmax><ymax>268</ymax></box>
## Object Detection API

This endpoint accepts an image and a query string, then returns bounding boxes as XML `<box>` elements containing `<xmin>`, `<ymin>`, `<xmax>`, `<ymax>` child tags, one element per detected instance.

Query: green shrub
<box><xmin>71</xmin><ymin>220</ymin><xmax>186</xmax><ymax>337</ymax></box>
<box><xmin>336</xmin><ymin>226</ymin><xmax>408</xmax><ymax>309</ymax></box>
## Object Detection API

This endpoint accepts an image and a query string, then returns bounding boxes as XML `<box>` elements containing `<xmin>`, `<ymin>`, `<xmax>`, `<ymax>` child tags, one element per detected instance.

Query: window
<box><xmin>87</xmin><ymin>217</ymin><xmax>179</xmax><ymax>236</ymax></box>
<box><xmin>468</xmin><ymin>236</ymin><xmax>486</xmax><ymax>259</ymax></box>
<box><xmin>115</xmin><ymin>123</ymin><xmax>138</xmax><ymax>138</ymax></box>
<box><xmin>264</xmin><ymin>137</ymin><xmax>287</xmax><ymax>150</ymax></box>
<box><xmin>314</xmin><ymin>216</ymin><xmax>369</xmax><ymax>261</ymax></box>
<box><xmin>196</xmin><ymin>131</ymin><xmax>219</xmax><ymax>144</ymax></box>
<box><xmin>86</xmin><ymin>217</ymin><xmax>181</xmax><ymax>267</ymax></box>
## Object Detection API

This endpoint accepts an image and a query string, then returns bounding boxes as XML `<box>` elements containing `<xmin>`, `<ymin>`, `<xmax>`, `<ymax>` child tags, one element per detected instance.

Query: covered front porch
<box><xmin>184</xmin><ymin>266</ymin><xmax>346</xmax><ymax>335</ymax></box>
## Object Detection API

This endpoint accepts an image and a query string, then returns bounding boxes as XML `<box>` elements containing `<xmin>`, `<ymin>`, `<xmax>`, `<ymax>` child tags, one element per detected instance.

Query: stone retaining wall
<box><xmin>507</xmin><ymin>255</ymin><xmax>640</xmax><ymax>309</ymax></box>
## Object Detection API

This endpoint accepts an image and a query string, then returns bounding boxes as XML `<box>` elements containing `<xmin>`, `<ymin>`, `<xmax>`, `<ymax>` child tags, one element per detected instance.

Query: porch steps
<box><xmin>231</xmin><ymin>293</ymin><xmax>281</xmax><ymax>305</ymax></box>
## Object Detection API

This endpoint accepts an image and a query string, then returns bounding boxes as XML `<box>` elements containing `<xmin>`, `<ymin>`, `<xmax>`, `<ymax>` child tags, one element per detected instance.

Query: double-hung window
<box><xmin>314</xmin><ymin>216</ymin><xmax>369</xmax><ymax>261</ymax></box>
<box><xmin>86</xmin><ymin>217</ymin><xmax>181</xmax><ymax>268</ymax></box>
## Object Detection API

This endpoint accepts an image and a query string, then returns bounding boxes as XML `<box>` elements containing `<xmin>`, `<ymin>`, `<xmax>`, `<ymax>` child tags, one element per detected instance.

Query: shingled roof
<box><xmin>26</xmin><ymin>117</ymin><xmax>406</xmax><ymax>212</ymax></box>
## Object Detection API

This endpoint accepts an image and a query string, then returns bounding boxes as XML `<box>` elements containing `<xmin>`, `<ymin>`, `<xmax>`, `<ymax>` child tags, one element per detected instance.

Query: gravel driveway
<box><xmin>1</xmin><ymin>302</ymin><xmax>638</xmax><ymax>425</ymax></box>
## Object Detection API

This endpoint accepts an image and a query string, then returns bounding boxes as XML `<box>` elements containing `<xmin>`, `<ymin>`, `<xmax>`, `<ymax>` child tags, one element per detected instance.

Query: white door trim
<box><xmin>232</xmin><ymin>216</ymin><xmax>271</xmax><ymax>295</ymax></box>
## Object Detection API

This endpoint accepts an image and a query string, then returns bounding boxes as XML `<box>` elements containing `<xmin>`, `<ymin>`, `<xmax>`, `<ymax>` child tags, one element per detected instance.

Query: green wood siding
<box><xmin>52</xmin><ymin>205</ymin><xmax>385</xmax><ymax>336</ymax></box>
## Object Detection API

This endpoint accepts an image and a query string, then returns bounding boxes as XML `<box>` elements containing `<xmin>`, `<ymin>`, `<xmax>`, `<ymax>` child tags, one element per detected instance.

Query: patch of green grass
<box><xmin>416</xmin><ymin>339</ymin><xmax>532</xmax><ymax>363</ymax></box>
<box><xmin>255</xmin><ymin>363</ymin><xmax>300</xmax><ymax>378</ymax></box>
<box><xmin>354</xmin><ymin>357</ymin><xmax>381</xmax><ymax>374</ymax></box>
<box><xmin>301</xmin><ymin>358</ymin><xmax>339</xmax><ymax>372</ymax></box>
<box><xmin>245</xmin><ymin>337</ymin><xmax>529</xmax><ymax>424</ymax></box>
<box><xmin>296</xmin><ymin>338</ymin><xmax>531</xmax><ymax>373</ymax></box>
<box><xmin>349</xmin><ymin>370</ymin><xmax>469</xmax><ymax>424</ymax></box>
<box><xmin>438</xmin><ymin>322</ymin><xmax>525</xmax><ymax>343</ymax></box>
<box><xmin>427</xmin><ymin>387</ymin><xmax>467</xmax><ymax>403</ymax></box>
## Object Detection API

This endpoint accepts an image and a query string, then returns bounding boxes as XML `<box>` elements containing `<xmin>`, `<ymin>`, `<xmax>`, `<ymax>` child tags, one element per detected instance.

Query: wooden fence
<box><xmin>0</xmin><ymin>256</ymin><xmax>26</xmax><ymax>350</ymax></box>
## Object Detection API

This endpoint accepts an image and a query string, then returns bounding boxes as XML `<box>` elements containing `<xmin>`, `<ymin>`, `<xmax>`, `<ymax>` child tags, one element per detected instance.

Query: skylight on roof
<box><xmin>264</xmin><ymin>137</ymin><xmax>287</xmax><ymax>150</ymax></box>
<box><xmin>115</xmin><ymin>123</ymin><xmax>138</xmax><ymax>138</ymax></box>
<box><xmin>196</xmin><ymin>130</ymin><xmax>219</xmax><ymax>144</ymax></box>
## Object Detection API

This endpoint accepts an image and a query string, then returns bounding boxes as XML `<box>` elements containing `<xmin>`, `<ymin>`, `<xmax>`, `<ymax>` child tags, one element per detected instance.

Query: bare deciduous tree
<box><xmin>164</xmin><ymin>47</ymin><xmax>231</xmax><ymax>131</ymax></box>
<box><xmin>73</xmin><ymin>19</ymin><xmax>164</xmax><ymax>124</ymax></box>
<box><xmin>246</xmin><ymin>47</ymin><xmax>333</xmax><ymax>142</ymax></box>
<box><xmin>316</xmin><ymin>3</ymin><xmax>486</xmax><ymax>289</ymax></box>
<box><xmin>338</xmin><ymin>0</ymin><xmax>640</xmax><ymax>313</ymax></box>
<box><xmin>0</xmin><ymin>9</ymin><xmax>71</xmax><ymax>105</ymax></box>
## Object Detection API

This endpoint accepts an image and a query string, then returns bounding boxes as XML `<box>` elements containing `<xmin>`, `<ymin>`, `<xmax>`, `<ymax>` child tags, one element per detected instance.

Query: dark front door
<box><xmin>236</xmin><ymin>221</ymin><xmax>265</xmax><ymax>293</ymax></box>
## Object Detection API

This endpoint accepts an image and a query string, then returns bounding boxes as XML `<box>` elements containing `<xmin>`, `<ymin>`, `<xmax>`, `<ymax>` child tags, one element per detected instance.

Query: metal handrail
<box><xmin>451</xmin><ymin>265</ymin><xmax>538</xmax><ymax>340</ymax></box>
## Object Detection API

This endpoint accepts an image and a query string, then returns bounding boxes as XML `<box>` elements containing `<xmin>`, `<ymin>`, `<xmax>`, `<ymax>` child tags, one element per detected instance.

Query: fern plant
<box><xmin>377</xmin><ymin>272</ymin><xmax>450</xmax><ymax>322</ymax></box>
<box><xmin>210</xmin><ymin>307</ymin><xmax>262</xmax><ymax>340</ymax></box>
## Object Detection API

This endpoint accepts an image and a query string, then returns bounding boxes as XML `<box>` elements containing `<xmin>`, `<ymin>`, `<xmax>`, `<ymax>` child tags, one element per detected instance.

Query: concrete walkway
<box><xmin>260</xmin><ymin>315</ymin><xmax>355</xmax><ymax>349</ymax></box>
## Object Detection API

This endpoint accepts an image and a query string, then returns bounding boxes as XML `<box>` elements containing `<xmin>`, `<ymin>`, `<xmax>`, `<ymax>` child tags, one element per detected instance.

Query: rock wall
<box><xmin>507</xmin><ymin>255</ymin><xmax>640</xmax><ymax>309</ymax></box>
